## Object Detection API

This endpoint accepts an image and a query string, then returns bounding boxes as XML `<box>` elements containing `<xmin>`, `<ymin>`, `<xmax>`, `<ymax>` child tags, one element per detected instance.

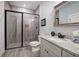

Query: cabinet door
<box><xmin>40</xmin><ymin>38</ymin><xmax>52</xmax><ymax>57</ymax></box>
<box><xmin>40</xmin><ymin>43</ymin><xmax>49</xmax><ymax>57</ymax></box>
<box><xmin>40</xmin><ymin>38</ymin><xmax>61</xmax><ymax>57</ymax></box>
<box><xmin>46</xmin><ymin>47</ymin><xmax>58</xmax><ymax>57</ymax></box>
<box><xmin>41</xmin><ymin>45</ymin><xmax>57</xmax><ymax>57</ymax></box>
<box><xmin>40</xmin><ymin>39</ymin><xmax>47</xmax><ymax>57</ymax></box>
<box><xmin>40</xmin><ymin>49</ymin><xmax>48</xmax><ymax>57</ymax></box>
<box><xmin>62</xmin><ymin>50</ymin><xmax>75</xmax><ymax>57</ymax></box>
<box><xmin>42</xmin><ymin>39</ymin><xmax>61</xmax><ymax>57</ymax></box>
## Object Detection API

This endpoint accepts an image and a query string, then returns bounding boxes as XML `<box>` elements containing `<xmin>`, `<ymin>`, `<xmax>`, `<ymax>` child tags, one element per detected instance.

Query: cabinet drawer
<box><xmin>62</xmin><ymin>50</ymin><xmax>75</xmax><ymax>57</ymax></box>
<box><xmin>41</xmin><ymin>39</ymin><xmax>61</xmax><ymax>57</ymax></box>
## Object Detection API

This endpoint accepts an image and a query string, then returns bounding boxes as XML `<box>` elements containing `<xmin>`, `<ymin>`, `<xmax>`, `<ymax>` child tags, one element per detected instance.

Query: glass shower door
<box><xmin>23</xmin><ymin>14</ymin><xmax>39</xmax><ymax>46</ymax></box>
<box><xmin>6</xmin><ymin>11</ymin><xmax>22</xmax><ymax>49</ymax></box>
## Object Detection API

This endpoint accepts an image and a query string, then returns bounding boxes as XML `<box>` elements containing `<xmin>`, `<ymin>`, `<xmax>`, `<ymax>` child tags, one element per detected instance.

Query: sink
<box><xmin>48</xmin><ymin>37</ymin><xmax>68</xmax><ymax>42</ymax></box>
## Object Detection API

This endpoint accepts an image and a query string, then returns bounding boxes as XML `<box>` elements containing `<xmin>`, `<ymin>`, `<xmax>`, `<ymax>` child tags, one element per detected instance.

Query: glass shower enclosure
<box><xmin>5</xmin><ymin>10</ymin><xmax>39</xmax><ymax>49</ymax></box>
<box><xmin>23</xmin><ymin>14</ymin><xmax>39</xmax><ymax>46</ymax></box>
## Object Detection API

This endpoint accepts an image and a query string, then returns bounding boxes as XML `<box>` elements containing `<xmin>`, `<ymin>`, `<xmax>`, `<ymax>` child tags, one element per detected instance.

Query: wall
<box><xmin>4</xmin><ymin>2</ymin><xmax>34</xmax><ymax>14</ymax></box>
<box><xmin>39</xmin><ymin>1</ymin><xmax>61</xmax><ymax>35</ymax></box>
<box><xmin>4</xmin><ymin>1</ymin><xmax>11</xmax><ymax>10</ymax></box>
<box><xmin>0</xmin><ymin>1</ymin><xmax>12</xmax><ymax>55</ymax></box>
<box><xmin>35</xmin><ymin>5</ymin><xmax>39</xmax><ymax>14</ymax></box>
<box><xmin>0</xmin><ymin>1</ymin><xmax>4</xmax><ymax>56</ymax></box>
<box><xmin>11</xmin><ymin>6</ymin><xmax>35</xmax><ymax>13</ymax></box>
<box><xmin>37</xmin><ymin>1</ymin><xmax>79</xmax><ymax>37</ymax></box>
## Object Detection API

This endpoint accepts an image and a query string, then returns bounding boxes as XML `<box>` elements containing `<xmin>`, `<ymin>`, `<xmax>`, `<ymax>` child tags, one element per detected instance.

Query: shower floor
<box><xmin>7</xmin><ymin>41</ymin><xmax>30</xmax><ymax>49</ymax></box>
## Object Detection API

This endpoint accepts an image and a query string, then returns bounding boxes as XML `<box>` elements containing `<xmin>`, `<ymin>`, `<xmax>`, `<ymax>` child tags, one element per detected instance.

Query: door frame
<box><xmin>5</xmin><ymin>10</ymin><xmax>39</xmax><ymax>50</ymax></box>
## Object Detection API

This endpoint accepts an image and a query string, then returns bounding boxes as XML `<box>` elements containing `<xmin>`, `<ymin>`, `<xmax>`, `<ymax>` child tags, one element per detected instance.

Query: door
<box><xmin>6</xmin><ymin>11</ymin><xmax>22</xmax><ymax>49</ymax></box>
<box><xmin>23</xmin><ymin>14</ymin><xmax>39</xmax><ymax>46</ymax></box>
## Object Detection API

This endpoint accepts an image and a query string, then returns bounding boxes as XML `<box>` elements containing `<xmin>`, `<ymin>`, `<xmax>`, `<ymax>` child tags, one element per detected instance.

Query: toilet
<box><xmin>29</xmin><ymin>41</ymin><xmax>40</xmax><ymax>57</ymax></box>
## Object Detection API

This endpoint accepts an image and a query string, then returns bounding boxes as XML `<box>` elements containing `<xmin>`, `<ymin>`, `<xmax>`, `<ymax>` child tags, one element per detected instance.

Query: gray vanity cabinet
<box><xmin>40</xmin><ymin>38</ymin><xmax>61</xmax><ymax>57</ymax></box>
<box><xmin>40</xmin><ymin>37</ymin><xmax>76</xmax><ymax>57</ymax></box>
<box><xmin>62</xmin><ymin>50</ymin><xmax>74</xmax><ymax>57</ymax></box>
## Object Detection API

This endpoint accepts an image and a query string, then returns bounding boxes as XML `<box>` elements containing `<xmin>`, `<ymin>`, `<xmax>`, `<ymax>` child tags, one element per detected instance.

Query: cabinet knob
<box><xmin>44</xmin><ymin>49</ymin><xmax>48</xmax><ymax>53</ymax></box>
<box><xmin>47</xmin><ymin>51</ymin><xmax>48</xmax><ymax>53</ymax></box>
<box><xmin>45</xmin><ymin>49</ymin><xmax>46</xmax><ymax>51</ymax></box>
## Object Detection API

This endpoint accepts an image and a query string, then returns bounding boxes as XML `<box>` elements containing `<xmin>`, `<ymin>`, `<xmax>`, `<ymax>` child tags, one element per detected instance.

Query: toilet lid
<box><xmin>30</xmin><ymin>41</ymin><xmax>40</xmax><ymax>46</ymax></box>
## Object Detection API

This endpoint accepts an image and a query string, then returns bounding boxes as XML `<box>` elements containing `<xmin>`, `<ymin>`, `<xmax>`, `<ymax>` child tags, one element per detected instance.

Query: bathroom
<box><xmin>0</xmin><ymin>0</ymin><xmax>79</xmax><ymax>57</ymax></box>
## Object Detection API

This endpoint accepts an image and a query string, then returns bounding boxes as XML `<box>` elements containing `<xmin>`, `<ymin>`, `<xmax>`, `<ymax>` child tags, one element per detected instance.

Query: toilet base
<box><xmin>32</xmin><ymin>49</ymin><xmax>40</xmax><ymax>57</ymax></box>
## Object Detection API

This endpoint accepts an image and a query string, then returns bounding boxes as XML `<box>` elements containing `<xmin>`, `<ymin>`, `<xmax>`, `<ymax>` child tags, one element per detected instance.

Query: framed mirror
<box><xmin>55</xmin><ymin>1</ymin><xmax>79</xmax><ymax>25</ymax></box>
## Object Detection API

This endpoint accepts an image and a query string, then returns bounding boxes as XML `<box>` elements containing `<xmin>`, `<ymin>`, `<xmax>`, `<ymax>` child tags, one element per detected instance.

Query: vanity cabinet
<box><xmin>62</xmin><ymin>50</ymin><xmax>74</xmax><ymax>57</ymax></box>
<box><xmin>40</xmin><ymin>37</ymin><xmax>76</xmax><ymax>57</ymax></box>
<box><xmin>40</xmin><ymin>38</ymin><xmax>61</xmax><ymax>57</ymax></box>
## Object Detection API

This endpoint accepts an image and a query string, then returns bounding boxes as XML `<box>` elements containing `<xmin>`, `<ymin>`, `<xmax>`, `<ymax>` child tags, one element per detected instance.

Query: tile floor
<box><xmin>2</xmin><ymin>47</ymin><xmax>32</xmax><ymax>57</ymax></box>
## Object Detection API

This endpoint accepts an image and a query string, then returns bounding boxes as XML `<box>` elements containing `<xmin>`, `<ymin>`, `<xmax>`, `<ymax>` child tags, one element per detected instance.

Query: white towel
<box><xmin>72</xmin><ymin>30</ymin><xmax>79</xmax><ymax>36</ymax></box>
<box><xmin>72</xmin><ymin>30</ymin><xmax>79</xmax><ymax>43</ymax></box>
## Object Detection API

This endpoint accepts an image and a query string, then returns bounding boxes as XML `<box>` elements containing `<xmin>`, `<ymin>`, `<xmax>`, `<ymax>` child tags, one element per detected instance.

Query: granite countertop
<box><xmin>39</xmin><ymin>35</ymin><xmax>79</xmax><ymax>56</ymax></box>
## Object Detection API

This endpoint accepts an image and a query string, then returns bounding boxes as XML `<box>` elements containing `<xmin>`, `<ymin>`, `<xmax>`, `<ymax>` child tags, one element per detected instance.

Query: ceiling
<box><xmin>9</xmin><ymin>1</ymin><xmax>41</xmax><ymax>10</ymax></box>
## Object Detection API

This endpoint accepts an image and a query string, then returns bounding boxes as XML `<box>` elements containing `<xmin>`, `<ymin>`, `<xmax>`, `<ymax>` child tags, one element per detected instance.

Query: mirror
<box><xmin>55</xmin><ymin>1</ymin><xmax>79</xmax><ymax>25</ymax></box>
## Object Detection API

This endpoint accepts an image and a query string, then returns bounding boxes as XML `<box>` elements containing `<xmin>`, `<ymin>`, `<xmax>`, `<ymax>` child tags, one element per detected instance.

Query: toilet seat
<box><xmin>30</xmin><ymin>41</ymin><xmax>40</xmax><ymax>46</ymax></box>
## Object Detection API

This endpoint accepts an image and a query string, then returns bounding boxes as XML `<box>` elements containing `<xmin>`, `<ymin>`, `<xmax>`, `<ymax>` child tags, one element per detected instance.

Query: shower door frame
<box><xmin>5</xmin><ymin>10</ymin><xmax>39</xmax><ymax>50</ymax></box>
